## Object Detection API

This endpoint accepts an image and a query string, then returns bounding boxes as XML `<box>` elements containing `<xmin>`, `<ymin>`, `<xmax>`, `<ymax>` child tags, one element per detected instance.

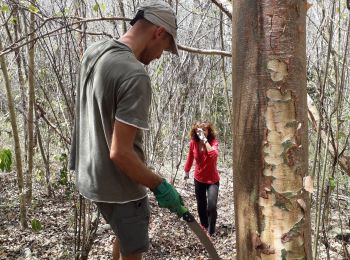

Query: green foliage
<box><xmin>0</xmin><ymin>4</ymin><xmax>9</xmax><ymax>13</ymax></box>
<box><xmin>329</xmin><ymin>177</ymin><xmax>336</xmax><ymax>191</ymax></box>
<box><xmin>93</xmin><ymin>3</ymin><xmax>106</xmax><ymax>12</ymax></box>
<box><xmin>54</xmin><ymin>152</ymin><xmax>67</xmax><ymax>162</ymax></box>
<box><xmin>55</xmin><ymin>7</ymin><xmax>70</xmax><ymax>16</ymax></box>
<box><xmin>58</xmin><ymin>168</ymin><xmax>68</xmax><ymax>186</ymax></box>
<box><xmin>31</xmin><ymin>218</ymin><xmax>42</xmax><ymax>232</ymax></box>
<box><xmin>35</xmin><ymin>169</ymin><xmax>45</xmax><ymax>183</ymax></box>
<box><xmin>336</xmin><ymin>131</ymin><xmax>346</xmax><ymax>140</ymax></box>
<box><xmin>0</xmin><ymin>148</ymin><xmax>12</xmax><ymax>172</ymax></box>
<box><xmin>53</xmin><ymin>152</ymin><xmax>74</xmax><ymax>197</ymax></box>
<box><xmin>155</xmin><ymin>61</ymin><xmax>164</xmax><ymax>76</ymax></box>
<box><xmin>9</xmin><ymin>16</ymin><xmax>17</xmax><ymax>24</ymax></box>
<box><xmin>39</xmin><ymin>68</ymin><xmax>47</xmax><ymax>80</ymax></box>
<box><xmin>28</xmin><ymin>4</ymin><xmax>39</xmax><ymax>14</ymax></box>
<box><xmin>62</xmin><ymin>7</ymin><xmax>70</xmax><ymax>15</ymax></box>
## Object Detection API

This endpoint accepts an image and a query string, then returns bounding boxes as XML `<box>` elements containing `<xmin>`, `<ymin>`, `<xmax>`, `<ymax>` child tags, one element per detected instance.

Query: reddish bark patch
<box><xmin>253</xmin><ymin>232</ymin><xmax>276</xmax><ymax>255</ymax></box>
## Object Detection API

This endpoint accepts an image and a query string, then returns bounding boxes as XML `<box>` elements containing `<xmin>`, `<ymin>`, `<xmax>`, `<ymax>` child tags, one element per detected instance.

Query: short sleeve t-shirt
<box><xmin>71</xmin><ymin>39</ymin><xmax>151</xmax><ymax>203</ymax></box>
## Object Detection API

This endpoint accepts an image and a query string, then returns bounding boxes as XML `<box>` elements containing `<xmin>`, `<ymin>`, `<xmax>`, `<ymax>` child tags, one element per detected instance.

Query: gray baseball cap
<box><xmin>130</xmin><ymin>0</ymin><xmax>179</xmax><ymax>56</ymax></box>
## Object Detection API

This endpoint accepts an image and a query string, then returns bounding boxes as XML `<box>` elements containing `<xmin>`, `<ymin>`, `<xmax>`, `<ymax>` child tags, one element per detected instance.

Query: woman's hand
<box><xmin>196</xmin><ymin>128</ymin><xmax>208</xmax><ymax>143</ymax></box>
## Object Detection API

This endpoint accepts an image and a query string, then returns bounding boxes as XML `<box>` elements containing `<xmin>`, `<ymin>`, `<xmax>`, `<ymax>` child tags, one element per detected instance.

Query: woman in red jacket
<box><xmin>184</xmin><ymin>121</ymin><xmax>219</xmax><ymax>236</ymax></box>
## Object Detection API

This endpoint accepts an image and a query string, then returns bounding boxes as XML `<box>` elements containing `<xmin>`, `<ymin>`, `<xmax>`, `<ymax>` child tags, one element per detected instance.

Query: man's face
<box><xmin>139</xmin><ymin>28</ymin><xmax>173</xmax><ymax>65</ymax></box>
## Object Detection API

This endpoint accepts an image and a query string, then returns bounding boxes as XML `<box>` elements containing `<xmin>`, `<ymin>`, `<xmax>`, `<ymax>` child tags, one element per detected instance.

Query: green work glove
<box><xmin>153</xmin><ymin>179</ymin><xmax>186</xmax><ymax>217</ymax></box>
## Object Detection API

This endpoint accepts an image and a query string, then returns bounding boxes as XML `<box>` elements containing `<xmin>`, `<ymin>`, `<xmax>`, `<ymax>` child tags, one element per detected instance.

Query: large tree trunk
<box><xmin>232</xmin><ymin>1</ymin><xmax>312</xmax><ymax>259</ymax></box>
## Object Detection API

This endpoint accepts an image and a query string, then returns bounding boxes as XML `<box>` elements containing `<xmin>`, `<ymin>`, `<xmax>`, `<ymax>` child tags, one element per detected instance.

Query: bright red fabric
<box><xmin>184</xmin><ymin>139</ymin><xmax>220</xmax><ymax>184</ymax></box>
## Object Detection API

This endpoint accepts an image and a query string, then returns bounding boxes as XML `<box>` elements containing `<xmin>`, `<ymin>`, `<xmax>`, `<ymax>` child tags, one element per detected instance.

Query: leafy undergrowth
<box><xmin>0</xmin><ymin>169</ymin><xmax>349</xmax><ymax>259</ymax></box>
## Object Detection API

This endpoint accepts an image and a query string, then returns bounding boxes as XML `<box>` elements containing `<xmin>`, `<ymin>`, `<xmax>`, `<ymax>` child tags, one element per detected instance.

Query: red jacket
<box><xmin>184</xmin><ymin>139</ymin><xmax>219</xmax><ymax>184</ymax></box>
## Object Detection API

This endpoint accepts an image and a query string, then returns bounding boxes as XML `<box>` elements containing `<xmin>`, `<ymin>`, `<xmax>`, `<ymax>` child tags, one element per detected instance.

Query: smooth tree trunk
<box><xmin>118</xmin><ymin>0</ymin><xmax>127</xmax><ymax>34</ymax></box>
<box><xmin>26</xmin><ymin>2</ymin><xmax>36</xmax><ymax>203</ymax></box>
<box><xmin>0</xmin><ymin>38</ymin><xmax>28</xmax><ymax>229</ymax></box>
<box><xmin>75</xmin><ymin>0</ymin><xmax>87</xmax><ymax>57</ymax></box>
<box><xmin>36</xmin><ymin>124</ymin><xmax>52</xmax><ymax>196</ymax></box>
<box><xmin>12</xmin><ymin>0</ymin><xmax>29</xmax><ymax>163</ymax></box>
<box><xmin>232</xmin><ymin>1</ymin><xmax>312</xmax><ymax>259</ymax></box>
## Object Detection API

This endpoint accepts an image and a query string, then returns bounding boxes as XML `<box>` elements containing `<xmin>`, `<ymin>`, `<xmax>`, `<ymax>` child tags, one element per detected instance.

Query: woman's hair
<box><xmin>189</xmin><ymin>121</ymin><xmax>216</xmax><ymax>142</ymax></box>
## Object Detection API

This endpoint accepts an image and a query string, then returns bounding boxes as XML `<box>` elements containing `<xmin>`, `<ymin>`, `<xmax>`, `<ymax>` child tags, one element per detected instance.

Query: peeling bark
<box><xmin>232</xmin><ymin>1</ymin><xmax>312</xmax><ymax>259</ymax></box>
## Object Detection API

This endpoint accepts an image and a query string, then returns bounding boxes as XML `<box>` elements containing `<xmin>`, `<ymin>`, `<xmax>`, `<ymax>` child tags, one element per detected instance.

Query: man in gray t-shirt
<box><xmin>70</xmin><ymin>1</ymin><xmax>184</xmax><ymax>259</ymax></box>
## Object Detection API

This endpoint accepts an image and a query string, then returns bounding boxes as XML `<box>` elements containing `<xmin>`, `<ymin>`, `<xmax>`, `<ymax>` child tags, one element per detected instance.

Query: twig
<box><xmin>178</xmin><ymin>44</ymin><xmax>231</xmax><ymax>57</ymax></box>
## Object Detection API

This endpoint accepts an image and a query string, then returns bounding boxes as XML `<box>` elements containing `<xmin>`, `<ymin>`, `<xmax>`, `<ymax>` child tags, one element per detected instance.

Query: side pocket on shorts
<box><xmin>121</xmin><ymin>213</ymin><xmax>149</xmax><ymax>223</ymax></box>
<box><xmin>120</xmin><ymin>199</ymin><xmax>150</xmax><ymax>224</ymax></box>
<box><xmin>117</xmin><ymin>200</ymin><xmax>150</xmax><ymax>255</ymax></box>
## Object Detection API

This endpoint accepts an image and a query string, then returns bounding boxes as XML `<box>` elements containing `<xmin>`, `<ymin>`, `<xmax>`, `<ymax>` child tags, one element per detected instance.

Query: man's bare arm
<box><xmin>110</xmin><ymin>120</ymin><xmax>162</xmax><ymax>190</ymax></box>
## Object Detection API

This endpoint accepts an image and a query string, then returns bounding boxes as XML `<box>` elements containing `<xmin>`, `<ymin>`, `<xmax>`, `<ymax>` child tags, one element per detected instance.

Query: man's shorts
<box><xmin>95</xmin><ymin>196</ymin><xmax>150</xmax><ymax>256</ymax></box>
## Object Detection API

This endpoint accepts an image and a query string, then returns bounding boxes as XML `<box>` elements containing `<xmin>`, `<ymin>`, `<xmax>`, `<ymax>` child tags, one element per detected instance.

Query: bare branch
<box><xmin>307</xmin><ymin>94</ymin><xmax>350</xmax><ymax>177</ymax></box>
<box><xmin>36</xmin><ymin>103</ymin><xmax>71</xmax><ymax>145</ymax></box>
<box><xmin>0</xmin><ymin>14</ymin><xmax>232</xmax><ymax>57</ymax></box>
<box><xmin>210</xmin><ymin>0</ymin><xmax>232</xmax><ymax>20</ymax></box>
<box><xmin>178</xmin><ymin>43</ymin><xmax>231</xmax><ymax>57</ymax></box>
<box><xmin>0</xmin><ymin>16</ymin><xmax>130</xmax><ymax>57</ymax></box>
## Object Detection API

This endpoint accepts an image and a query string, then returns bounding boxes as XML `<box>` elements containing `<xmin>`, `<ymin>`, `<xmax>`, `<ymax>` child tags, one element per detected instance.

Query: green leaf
<box><xmin>28</xmin><ymin>4</ymin><xmax>39</xmax><ymax>14</ymax></box>
<box><xmin>58</xmin><ymin>168</ymin><xmax>68</xmax><ymax>186</ymax></box>
<box><xmin>54</xmin><ymin>153</ymin><xmax>67</xmax><ymax>162</ymax></box>
<box><xmin>329</xmin><ymin>177</ymin><xmax>336</xmax><ymax>191</ymax></box>
<box><xmin>100</xmin><ymin>3</ymin><xmax>106</xmax><ymax>11</ymax></box>
<box><xmin>155</xmin><ymin>62</ymin><xmax>164</xmax><ymax>76</ymax></box>
<box><xmin>93</xmin><ymin>3</ymin><xmax>99</xmax><ymax>12</ymax></box>
<box><xmin>0</xmin><ymin>4</ymin><xmax>9</xmax><ymax>13</ymax></box>
<box><xmin>64</xmin><ymin>7</ymin><xmax>70</xmax><ymax>15</ymax></box>
<box><xmin>39</xmin><ymin>68</ymin><xmax>46</xmax><ymax>80</ymax></box>
<box><xmin>93</xmin><ymin>3</ymin><xmax>106</xmax><ymax>12</ymax></box>
<box><xmin>59</xmin><ymin>153</ymin><xmax>67</xmax><ymax>162</ymax></box>
<box><xmin>336</xmin><ymin>131</ymin><xmax>346</xmax><ymax>140</ymax></box>
<box><xmin>35</xmin><ymin>169</ymin><xmax>45</xmax><ymax>182</ymax></box>
<box><xmin>0</xmin><ymin>148</ymin><xmax>12</xmax><ymax>172</ymax></box>
<box><xmin>9</xmin><ymin>16</ymin><xmax>17</xmax><ymax>25</ymax></box>
<box><xmin>31</xmin><ymin>218</ymin><xmax>42</xmax><ymax>232</ymax></box>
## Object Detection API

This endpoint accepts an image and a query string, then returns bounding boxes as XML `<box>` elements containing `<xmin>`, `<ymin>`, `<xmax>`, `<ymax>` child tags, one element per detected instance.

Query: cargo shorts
<box><xmin>95</xmin><ymin>196</ymin><xmax>150</xmax><ymax>256</ymax></box>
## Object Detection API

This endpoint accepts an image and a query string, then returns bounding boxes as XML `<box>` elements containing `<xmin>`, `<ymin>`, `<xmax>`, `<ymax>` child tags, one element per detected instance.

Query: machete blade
<box><xmin>182</xmin><ymin>211</ymin><xmax>221</xmax><ymax>260</ymax></box>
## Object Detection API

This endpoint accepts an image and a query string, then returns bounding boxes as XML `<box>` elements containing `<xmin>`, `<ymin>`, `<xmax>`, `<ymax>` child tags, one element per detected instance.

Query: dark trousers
<box><xmin>194</xmin><ymin>179</ymin><xmax>219</xmax><ymax>235</ymax></box>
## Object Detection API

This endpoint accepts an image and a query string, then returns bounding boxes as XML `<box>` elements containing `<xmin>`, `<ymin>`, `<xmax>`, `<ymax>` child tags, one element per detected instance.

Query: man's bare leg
<box><xmin>112</xmin><ymin>238</ymin><xmax>120</xmax><ymax>260</ymax></box>
<box><xmin>112</xmin><ymin>238</ymin><xmax>142</xmax><ymax>260</ymax></box>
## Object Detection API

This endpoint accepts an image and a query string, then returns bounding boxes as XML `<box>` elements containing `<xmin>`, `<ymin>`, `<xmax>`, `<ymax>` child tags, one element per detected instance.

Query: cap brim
<box><xmin>168</xmin><ymin>37</ymin><xmax>179</xmax><ymax>56</ymax></box>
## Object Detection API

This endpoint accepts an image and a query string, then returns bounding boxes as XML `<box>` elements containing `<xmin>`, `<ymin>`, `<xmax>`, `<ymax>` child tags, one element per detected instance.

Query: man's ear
<box><xmin>155</xmin><ymin>26</ymin><xmax>167</xmax><ymax>39</ymax></box>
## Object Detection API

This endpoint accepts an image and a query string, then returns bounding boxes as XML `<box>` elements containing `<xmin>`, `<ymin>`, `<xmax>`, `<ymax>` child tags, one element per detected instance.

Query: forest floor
<box><xmin>0</xmin><ymin>166</ymin><xmax>349</xmax><ymax>260</ymax></box>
